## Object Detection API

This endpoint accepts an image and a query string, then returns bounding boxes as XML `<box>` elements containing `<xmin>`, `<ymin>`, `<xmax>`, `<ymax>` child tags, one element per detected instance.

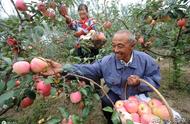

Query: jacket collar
<box><xmin>115</xmin><ymin>50</ymin><xmax>137</xmax><ymax>69</ymax></box>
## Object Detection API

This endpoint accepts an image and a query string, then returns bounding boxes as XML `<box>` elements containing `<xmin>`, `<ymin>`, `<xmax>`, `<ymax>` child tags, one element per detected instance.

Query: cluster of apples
<box><xmin>115</xmin><ymin>96</ymin><xmax>170</xmax><ymax>124</ymax></box>
<box><xmin>15</xmin><ymin>0</ymin><xmax>68</xmax><ymax>20</ymax></box>
<box><xmin>13</xmin><ymin>57</ymin><xmax>51</xmax><ymax>95</ymax></box>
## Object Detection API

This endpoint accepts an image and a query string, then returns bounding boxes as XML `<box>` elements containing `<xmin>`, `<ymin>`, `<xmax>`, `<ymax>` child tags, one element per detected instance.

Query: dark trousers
<box><xmin>101</xmin><ymin>90</ymin><xmax>120</xmax><ymax>124</ymax></box>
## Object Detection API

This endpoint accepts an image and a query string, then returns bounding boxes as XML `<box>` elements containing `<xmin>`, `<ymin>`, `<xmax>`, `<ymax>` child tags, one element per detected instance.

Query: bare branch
<box><xmin>145</xmin><ymin>49</ymin><xmax>173</xmax><ymax>58</ymax></box>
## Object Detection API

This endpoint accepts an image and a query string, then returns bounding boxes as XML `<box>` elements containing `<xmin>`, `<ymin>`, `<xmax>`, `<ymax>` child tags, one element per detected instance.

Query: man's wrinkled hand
<box><xmin>41</xmin><ymin>59</ymin><xmax>62</xmax><ymax>76</ymax></box>
<box><xmin>127</xmin><ymin>75</ymin><xmax>140</xmax><ymax>86</ymax></box>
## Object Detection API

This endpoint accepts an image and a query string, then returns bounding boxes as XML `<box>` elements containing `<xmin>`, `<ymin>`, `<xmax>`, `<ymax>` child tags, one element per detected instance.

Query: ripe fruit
<box><xmin>141</xmin><ymin>114</ymin><xmax>161</xmax><ymax>124</ymax></box>
<box><xmin>6</xmin><ymin>37</ymin><xmax>17</xmax><ymax>46</ymax></box>
<box><xmin>138</xmin><ymin>102</ymin><xmax>151</xmax><ymax>116</ymax></box>
<box><xmin>115</xmin><ymin>100</ymin><xmax>124</xmax><ymax>108</ymax></box>
<box><xmin>128</xmin><ymin>96</ymin><xmax>139</xmax><ymax>102</ymax></box>
<box><xmin>30</xmin><ymin>57</ymin><xmax>48</xmax><ymax>73</ymax></box>
<box><xmin>70</xmin><ymin>91</ymin><xmax>82</xmax><ymax>103</ymax></box>
<box><xmin>103</xmin><ymin>21</ymin><xmax>112</xmax><ymax>29</ymax></box>
<box><xmin>37</xmin><ymin>2</ymin><xmax>46</xmax><ymax>12</ymax></box>
<box><xmin>131</xmin><ymin>113</ymin><xmax>140</xmax><ymax>123</ymax></box>
<box><xmin>124</xmin><ymin>100</ymin><xmax>139</xmax><ymax>113</ymax></box>
<box><xmin>13</xmin><ymin>61</ymin><xmax>30</xmax><ymax>75</ymax></box>
<box><xmin>20</xmin><ymin>97</ymin><xmax>33</xmax><ymax>108</ymax></box>
<box><xmin>48</xmin><ymin>10</ymin><xmax>56</xmax><ymax>20</ymax></box>
<box><xmin>59</xmin><ymin>4</ymin><xmax>68</xmax><ymax>17</ymax></box>
<box><xmin>94</xmin><ymin>32</ymin><xmax>106</xmax><ymax>41</ymax></box>
<box><xmin>15</xmin><ymin>80</ymin><xmax>20</xmax><ymax>87</ymax></box>
<box><xmin>15</xmin><ymin>0</ymin><xmax>27</xmax><ymax>11</ymax></box>
<box><xmin>177</xmin><ymin>18</ymin><xmax>186</xmax><ymax>28</ymax></box>
<box><xmin>36</xmin><ymin>81</ymin><xmax>51</xmax><ymax>96</ymax></box>
<box><xmin>148</xmin><ymin>98</ymin><xmax>162</xmax><ymax>108</ymax></box>
<box><xmin>152</xmin><ymin>105</ymin><xmax>170</xmax><ymax>120</ymax></box>
<box><xmin>138</xmin><ymin>36</ymin><xmax>144</xmax><ymax>44</ymax></box>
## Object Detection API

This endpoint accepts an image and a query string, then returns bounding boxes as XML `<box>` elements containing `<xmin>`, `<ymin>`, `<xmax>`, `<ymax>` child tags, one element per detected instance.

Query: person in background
<box><xmin>61</xmin><ymin>3</ymin><xmax>106</xmax><ymax>59</ymax></box>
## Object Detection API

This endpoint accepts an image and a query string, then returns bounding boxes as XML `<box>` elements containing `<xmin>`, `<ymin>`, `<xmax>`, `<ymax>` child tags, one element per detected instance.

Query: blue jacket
<box><xmin>67</xmin><ymin>50</ymin><xmax>161</xmax><ymax>99</ymax></box>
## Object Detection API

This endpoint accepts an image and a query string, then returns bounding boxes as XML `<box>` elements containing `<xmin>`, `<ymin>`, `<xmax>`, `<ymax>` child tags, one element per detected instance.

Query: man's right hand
<box><xmin>42</xmin><ymin>59</ymin><xmax>62</xmax><ymax>76</ymax></box>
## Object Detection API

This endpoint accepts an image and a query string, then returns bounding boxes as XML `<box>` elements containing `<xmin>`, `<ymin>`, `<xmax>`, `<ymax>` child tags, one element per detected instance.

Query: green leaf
<box><xmin>80</xmin><ymin>88</ymin><xmax>88</xmax><ymax>96</ymax></box>
<box><xmin>51</xmin><ymin>87</ymin><xmax>57</xmax><ymax>96</ymax></box>
<box><xmin>126</xmin><ymin>119</ymin><xmax>134</xmax><ymax>124</ymax></box>
<box><xmin>0</xmin><ymin>90</ymin><xmax>14</xmax><ymax>105</ymax></box>
<box><xmin>7</xmin><ymin>79</ymin><xmax>16</xmax><ymax>90</ymax></box>
<box><xmin>103</xmin><ymin>106</ymin><xmax>113</xmax><ymax>113</ymax></box>
<box><xmin>111</xmin><ymin>111</ymin><xmax>120</xmax><ymax>124</ymax></box>
<box><xmin>58</xmin><ymin>107</ymin><xmax>70</xmax><ymax>119</ymax></box>
<box><xmin>46</xmin><ymin>116</ymin><xmax>61</xmax><ymax>124</ymax></box>
<box><xmin>93</xmin><ymin>93</ymin><xmax>100</xmax><ymax>101</ymax></box>
<box><xmin>0</xmin><ymin>80</ymin><xmax>5</xmax><ymax>92</ymax></box>
<box><xmin>2</xmin><ymin>57</ymin><xmax>12</xmax><ymax>65</ymax></box>
<box><xmin>44</xmin><ymin>76</ymin><xmax>54</xmax><ymax>84</ymax></box>
<box><xmin>82</xmin><ymin>106</ymin><xmax>91</xmax><ymax>119</ymax></box>
<box><xmin>72</xmin><ymin>114</ymin><xmax>80</xmax><ymax>124</ymax></box>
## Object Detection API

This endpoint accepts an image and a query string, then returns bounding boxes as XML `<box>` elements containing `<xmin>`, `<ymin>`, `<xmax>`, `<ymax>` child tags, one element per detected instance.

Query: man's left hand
<box><xmin>127</xmin><ymin>75</ymin><xmax>140</xmax><ymax>86</ymax></box>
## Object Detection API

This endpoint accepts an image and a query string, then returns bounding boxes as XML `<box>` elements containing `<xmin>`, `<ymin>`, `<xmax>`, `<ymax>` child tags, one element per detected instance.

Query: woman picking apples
<box><xmin>42</xmin><ymin>30</ymin><xmax>161</xmax><ymax>124</ymax></box>
<box><xmin>60</xmin><ymin>4</ymin><xmax>107</xmax><ymax>59</ymax></box>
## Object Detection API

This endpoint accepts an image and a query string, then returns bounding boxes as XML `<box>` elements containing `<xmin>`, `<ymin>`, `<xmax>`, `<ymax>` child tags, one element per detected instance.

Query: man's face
<box><xmin>112</xmin><ymin>33</ymin><xmax>134</xmax><ymax>61</ymax></box>
<box><xmin>78</xmin><ymin>8</ymin><xmax>88</xmax><ymax>20</ymax></box>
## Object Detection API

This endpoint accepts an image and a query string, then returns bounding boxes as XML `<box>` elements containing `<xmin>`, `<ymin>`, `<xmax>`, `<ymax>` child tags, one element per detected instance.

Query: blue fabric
<box><xmin>68</xmin><ymin>50</ymin><xmax>161</xmax><ymax>99</ymax></box>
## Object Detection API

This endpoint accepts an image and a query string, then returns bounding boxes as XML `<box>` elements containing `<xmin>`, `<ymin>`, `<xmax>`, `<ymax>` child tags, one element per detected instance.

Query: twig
<box><xmin>174</xmin><ymin>28</ymin><xmax>182</xmax><ymax>47</ymax></box>
<box><xmin>10</xmin><ymin>0</ymin><xmax>23</xmax><ymax>23</ymax></box>
<box><xmin>145</xmin><ymin>49</ymin><xmax>173</xmax><ymax>58</ymax></box>
<box><xmin>117</xmin><ymin>18</ymin><xmax>128</xmax><ymax>29</ymax></box>
<box><xmin>64</xmin><ymin>73</ymin><xmax>115</xmax><ymax>107</ymax></box>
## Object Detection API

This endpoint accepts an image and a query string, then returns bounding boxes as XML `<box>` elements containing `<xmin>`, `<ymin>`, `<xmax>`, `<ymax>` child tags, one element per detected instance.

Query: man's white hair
<box><xmin>115</xmin><ymin>30</ymin><xmax>136</xmax><ymax>43</ymax></box>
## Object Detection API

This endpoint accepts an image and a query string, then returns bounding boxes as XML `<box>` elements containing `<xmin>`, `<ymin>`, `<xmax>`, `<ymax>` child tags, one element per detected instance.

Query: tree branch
<box><xmin>174</xmin><ymin>28</ymin><xmax>182</xmax><ymax>47</ymax></box>
<box><xmin>10</xmin><ymin>0</ymin><xmax>23</xmax><ymax>23</ymax></box>
<box><xmin>145</xmin><ymin>49</ymin><xmax>173</xmax><ymax>58</ymax></box>
<box><xmin>117</xmin><ymin>18</ymin><xmax>129</xmax><ymax>29</ymax></box>
<box><xmin>64</xmin><ymin>73</ymin><xmax>115</xmax><ymax>107</ymax></box>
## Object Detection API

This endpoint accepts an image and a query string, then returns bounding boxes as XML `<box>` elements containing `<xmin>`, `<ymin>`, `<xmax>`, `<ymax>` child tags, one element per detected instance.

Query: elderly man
<box><xmin>43</xmin><ymin>30</ymin><xmax>161</xmax><ymax>123</ymax></box>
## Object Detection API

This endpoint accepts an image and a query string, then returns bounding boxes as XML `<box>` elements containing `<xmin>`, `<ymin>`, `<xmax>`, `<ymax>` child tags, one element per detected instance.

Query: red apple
<box><xmin>6</xmin><ymin>37</ymin><xmax>17</xmax><ymax>46</ymax></box>
<box><xmin>152</xmin><ymin>105</ymin><xmax>170</xmax><ymax>120</ymax></box>
<box><xmin>115</xmin><ymin>100</ymin><xmax>124</xmax><ymax>108</ymax></box>
<box><xmin>13</xmin><ymin>61</ymin><xmax>30</xmax><ymax>75</ymax></box>
<box><xmin>30</xmin><ymin>57</ymin><xmax>48</xmax><ymax>73</ymax></box>
<box><xmin>15</xmin><ymin>0</ymin><xmax>27</xmax><ymax>11</ymax></box>
<box><xmin>36</xmin><ymin>81</ymin><xmax>51</xmax><ymax>96</ymax></box>
<box><xmin>131</xmin><ymin>113</ymin><xmax>140</xmax><ymax>123</ymax></box>
<box><xmin>148</xmin><ymin>98</ymin><xmax>162</xmax><ymax>108</ymax></box>
<box><xmin>177</xmin><ymin>18</ymin><xmax>186</xmax><ymax>28</ymax></box>
<box><xmin>141</xmin><ymin>114</ymin><xmax>161</xmax><ymax>124</ymax></box>
<box><xmin>70</xmin><ymin>91</ymin><xmax>82</xmax><ymax>103</ymax></box>
<box><xmin>20</xmin><ymin>97</ymin><xmax>33</xmax><ymax>108</ymax></box>
<box><xmin>37</xmin><ymin>2</ymin><xmax>46</xmax><ymax>12</ymax></box>
<box><xmin>59</xmin><ymin>4</ymin><xmax>68</xmax><ymax>17</ymax></box>
<box><xmin>138</xmin><ymin>36</ymin><xmax>144</xmax><ymax>44</ymax></box>
<box><xmin>15</xmin><ymin>80</ymin><xmax>20</xmax><ymax>87</ymax></box>
<box><xmin>138</xmin><ymin>102</ymin><xmax>151</xmax><ymax>116</ymax></box>
<box><xmin>103</xmin><ymin>21</ymin><xmax>112</xmax><ymax>29</ymax></box>
<box><xmin>128</xmin><ymin>96</ymin><xmax>139</xmax><ymax>102</ymax></box>
<box><xmin>124</xmin><ymin>100</ymin><xmax>139</xmax><ymax>113</ymax></box>
<box><xmin>47</xmin><ymin>9</ymin><xmax>56</xmax><ymax>20</ymax></box>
